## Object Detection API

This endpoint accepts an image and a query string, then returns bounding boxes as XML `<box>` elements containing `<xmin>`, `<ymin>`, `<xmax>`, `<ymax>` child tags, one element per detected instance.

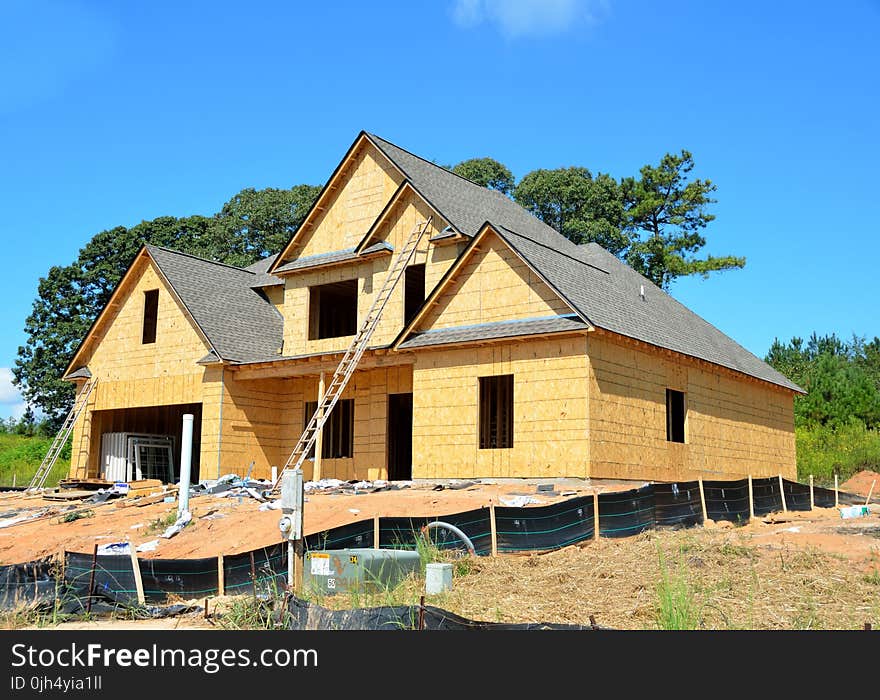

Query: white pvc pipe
<box><xmin>178</xmin><ymin>413</ymin><xmax>194</xmax><ymax>516</ymax></box>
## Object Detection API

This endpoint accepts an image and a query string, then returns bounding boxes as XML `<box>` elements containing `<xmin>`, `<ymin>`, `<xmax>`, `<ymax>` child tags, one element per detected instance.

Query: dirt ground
<box><xmin>0</xmin><ymin>478</ymin><xmax>625</xmax><ymax>563</ymax></box>
<box><xmin>842</xmin><ymin>469</ymin><xmax>880</xmax><ymax>499</ymax></box>
<box><xmin>4</xmin><ymin>478</ymin><xmax>879</xmax><ymax>630</ymax></box>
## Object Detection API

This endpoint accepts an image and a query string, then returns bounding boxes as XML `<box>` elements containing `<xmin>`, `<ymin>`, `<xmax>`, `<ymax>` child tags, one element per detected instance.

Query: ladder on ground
<box><xmin>273</xmin><ymin>217</ymin><xmax>433</xmax><ymax>488</ymax></box>
<box><xmin>27</xmin><ymin>377</ymin><xmax>98</xmax><ymax>492</ymax></box>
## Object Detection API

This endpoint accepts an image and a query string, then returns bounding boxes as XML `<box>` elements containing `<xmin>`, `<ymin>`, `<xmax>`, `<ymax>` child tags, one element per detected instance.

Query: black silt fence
<box><xmin>377</xmin><ymin>508</ymin><xmax>493</xmax><ymax>555</ymax></box>
<box><xmin>782</xmin><ymin>480</ymin><xmax>812</xmax><ymax>511</ymax></box>
<box><xmin>139</xmin><ymin>557</ymin><xmax>218</xmax><ymax>603</ymax></box>
<box><xmin>223</xmin><ymin>544</ymin><xmax>286</xmax><ymax>597</ymax></box>
<box><xmin>653</xmin><ymin>481</ymin><xmax>703</xmax><ymax>527</ymax></box>
<box><xmin>305</xmin><ymin>520</ymin><xmax>374</xmax><ymax>551</ymax></box>
<box><xmin>64</xmin><ymin>552</ymin><xmax>138</xmax><ymax>607</ymax></box>
<box><xmin>597</xmin><ymin>486</ymin><xmax>655</xmax><ymax>537</ymax></box>
<box><xmin>494</xmin><ymin>497</ymin><xmax>594</xmax><ymax>551</ymax></box>
<box><xmin>0</xmin><ymin>558</ymin><xmax>56</xmax><ymax>610</ymax></box>
<box><xmin>286</xmin><ymin>596</ymin><xmax>596</xmax><ymax>630</ymax></box>
<box><xmin>2</xmin><ymin>477</ymin><xmax>867</xmax><ymax>610</ymax></box>
<box><xmin>703</xmin><ymin>479</ymin><xmax>750</xmax><ymax>523</ymax></box>
<box><xmin>751</xmin><ymin>477</ymin><xmax>783</xmax><ymax>516</ymax></box>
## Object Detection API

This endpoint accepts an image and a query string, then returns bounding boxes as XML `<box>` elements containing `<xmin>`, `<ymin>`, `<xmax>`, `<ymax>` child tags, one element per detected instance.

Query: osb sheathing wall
<box><xmin>416</xmin><ymin>231</ymin><xmax>573</xmax><ymax>331</ymax></box>
<box><xmin>221</xmin><ymin>365</ymin><xmax>413</xmax><ymax>482</ymax></box>
<box><xmin>587</xmin><ymin>332</ymin><xmax>797</xmax><ymax>481</ymax></box>
<box><xmin>205</xmin><ymin>373</ymin><xmax>299</xmax><ymax>481</ymax></box>
<box><xmin>68</xmin><ymin>259</ymin><xmax>213</xmax><ymax>478</ymax></box>
<box><xmin>281</xmin><ymin>196</ymin><xmax>459</xmax><ymax>357</ymax></box>
<box><xmin>294</xmin><ymin>144</ymin><xmax>403</xmax><ymax>259</ymax></box>
<box><xmin>411</xmin><ymin>337</ymin><xmax>590</xmax><ymax>479</ymax></box>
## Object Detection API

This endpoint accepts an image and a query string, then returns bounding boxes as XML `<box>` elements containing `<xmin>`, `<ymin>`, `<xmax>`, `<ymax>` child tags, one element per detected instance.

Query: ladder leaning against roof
<box><xmin>27</xmin><ymin>377</ymin><xmax>98</xmax><ymax>492</ymax></box>
<box><xmin>273</xmin><ymin>217</ymin><xmax>433</xmax><ymax>488</ymax></box>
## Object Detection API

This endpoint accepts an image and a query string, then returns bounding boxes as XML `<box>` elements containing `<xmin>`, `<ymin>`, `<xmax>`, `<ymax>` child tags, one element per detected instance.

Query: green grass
<box><xmin>147</xmin><ymin>510</ymin><xmax>180</xmax><ymax>534</ymax></box>
<box><xmin>0</xmin><ymin>433</ymin><xmax>70</xmax><ymax>488</ymax></box>
<box><xmin>796</xmin><ymin>421</ymin><xmax>880</xmax><ymax>484</ymax></box>
<box><xmin>655</xmin><ymin>549</ymin><xmax>701</xmax><ymax>630</ymax></box>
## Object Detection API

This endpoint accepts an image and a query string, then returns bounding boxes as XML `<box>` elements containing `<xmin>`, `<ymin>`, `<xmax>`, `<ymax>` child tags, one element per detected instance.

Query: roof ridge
<box><xmin>146</xmin><ymin>244</ymin><xmax>256</xmax><ymax>275</ymax></box>
<box><xmin>496</xmin><ymin>225</ymin><xmax>609</xmax><ymax>275</ymax></box>
<box><xmin>366</xmin><ymin>132</ymin><xmax>499</xmax><ymax>193</ymax></box>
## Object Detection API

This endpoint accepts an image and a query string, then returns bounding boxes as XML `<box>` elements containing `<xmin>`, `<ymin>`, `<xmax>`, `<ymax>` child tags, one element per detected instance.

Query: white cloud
<box><xmin>451</xmin><ymin>0</ymin><xmax>606</xmax><ymax>38</ymax></box>
<box><xmin>0</xmin><ymin>368</ymin><xmax>20</xmax><ymax>405</ymax></box>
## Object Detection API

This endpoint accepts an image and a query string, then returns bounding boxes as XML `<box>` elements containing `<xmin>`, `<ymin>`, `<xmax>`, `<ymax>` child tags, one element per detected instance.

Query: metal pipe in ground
<box><xmin>178</xmin><ymin>413</ymin><xmax>194</xmax><ymax>517</ymax></box>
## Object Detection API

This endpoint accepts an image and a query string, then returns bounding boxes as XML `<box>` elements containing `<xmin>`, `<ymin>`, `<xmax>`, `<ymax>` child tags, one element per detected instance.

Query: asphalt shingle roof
<box><xmin>273</xmin><ymin>242</ymin><xmax>392</xmax><ymax>274</ymax></box>
<box><xmin>108</xmin><ymin>134</ymin><xmax>800</xmax><ymax>392</ymax></box>
<box><xmin>147</xmin><ymin>245</ymin><xmax>283</xmax><ymax>363</ymax></box>
<box><xmin>245</xmin><ymin>253</ymin><xmax>284</xmax><ymax>288</ymax></box>
<box><xmin>398</xmin><ymin>315</ymin><xmax>587</xmax><ymax>349</ymax></box>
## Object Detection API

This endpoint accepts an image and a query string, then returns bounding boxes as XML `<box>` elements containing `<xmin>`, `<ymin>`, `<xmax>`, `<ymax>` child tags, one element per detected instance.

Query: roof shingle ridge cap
<box><xmin>146</xmin><ymin>244</ymin><xmax>257</xmax><ymax>276</ymax></box>
<box><xmin>494</xmin><ymin>224</ymin><xmax>610</xmax><ymax>275</ymax></box>
<box><xmin>365</xmin><ymin>132</ymin><xmax>503</xmax><ymax>194</ymax></box>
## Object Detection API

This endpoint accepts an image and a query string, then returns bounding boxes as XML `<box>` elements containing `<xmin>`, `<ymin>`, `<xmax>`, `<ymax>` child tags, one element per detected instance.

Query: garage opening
<box><xmin>88</xmin><ymin>403</ymin><xmax>202</xmax><ymax>483</ymax></box>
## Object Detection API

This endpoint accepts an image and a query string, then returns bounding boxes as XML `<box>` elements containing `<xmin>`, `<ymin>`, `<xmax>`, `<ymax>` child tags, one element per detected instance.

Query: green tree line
<box><xmin>766</xmin><ymin>333</ymin><xmax>880</xmax><ymax>480</ymax></box>
<box><xmin>16</xmin><ymin>148</ymin><xmax>740</xmax><ymax>425</ymax></box>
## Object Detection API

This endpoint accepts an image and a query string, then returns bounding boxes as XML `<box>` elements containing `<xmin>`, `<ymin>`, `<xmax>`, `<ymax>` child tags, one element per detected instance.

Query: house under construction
<box><xmin>62</xmin><ymin>131</ymin><xmax>801</xmax><ymax>486</ymax></box>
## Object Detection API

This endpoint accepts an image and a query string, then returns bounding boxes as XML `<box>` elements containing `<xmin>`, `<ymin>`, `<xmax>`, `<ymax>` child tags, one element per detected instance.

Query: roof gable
<box><xmin>64</xmin><ymin>249</ymin><xmax>213</xmax><ymax>378</ymax></box>
<box><xmin>270</xmin><ymin>133</ymin><xmax>403</xmax><ymax>270</ymax></box>
<box><xmin>145</xmin><ymin>245</ymin><xmax>284</xmax><ymax>362</ymax></box>
<box><xmin>395</xmin><ymin>224</ymin><xmax>584</xmax><ymax>348</ymax></box>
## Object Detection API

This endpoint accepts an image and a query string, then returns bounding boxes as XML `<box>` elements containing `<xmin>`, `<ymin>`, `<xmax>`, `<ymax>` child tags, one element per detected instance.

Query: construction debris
<box><xmin>499</xmin><ymin>495</ymin><xmax>543</xmax><ymax>508</ymax></box>
<box><xmin>161</xmin><ymin>510</ymin><xmax>192</xmax><ymax>539</ymax></box>
<box><xmin>97</xmin><ymin>542</ymin><xmax>131</xmax><ymax>556</ymax></box>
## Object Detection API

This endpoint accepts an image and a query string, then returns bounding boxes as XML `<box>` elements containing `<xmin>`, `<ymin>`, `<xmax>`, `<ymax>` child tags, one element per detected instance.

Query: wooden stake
<box><xmin>593</xmin><ymin>491</ymin><xmax>600</xmax><ymax>540</ymax></box>
<box><xmin>698</xmin><ymin>478</ymin><xmax>708</xmax><ymax>525</ymax></box>
<box><xmin>418</xmin><ymin>594</ymin><xmax>426</xmax><ymax>631</ymax></box>
<box><xmin>809</xmin><ymin>475</ymin><xmax>814</xmax><ymax>511</ymax></box>
<box><xmin>217</xmin><ymin>555</ymin><xmax>225</xmax><ymax>597</ymax></box>
<box><xmin>57</xmin><ymin>549</ymin><xmax>66</xmax><ymax>582</ymax></box>
<box><xmin>834</xmin><ymin>474</ymin><xmax>839</xmax><ymax>508</ymax></box>
<box><xmin>374</xmin><ymin>515</ymin><xmax>380</xmax><ymax>549</ymax></box>
<box><xmin>313</xmin><ymin>372</ymin><xmax>325</xmax><ymax>482</ymax></box>
<box><xmin>866</xmin><ymin>480</ymin><xmax>876</xmax><ymax>506</ymax></box>
<box><xmin>748</xmin><ymin>475</ymin><xmax>755</xmax><ymax>522</ymax></box>
<box><xmin>778</xmin><ymin>474</ymin><xmax>788</xmax><ymax>513</ymax></box>
<box><xmin>293</xmin><ymin>540</ymin><xmax>303</xmax><ymax>595</ymax></box>
<box><xmin>489</xmin><ymin>504</ymin><xmax>498</xmax><ymax>556</ymax></box>
<box><xmin>86</xmin><ymin>543</ymin><xmax>98</xmax><ymax>614</ymax></box>
<box><xmin>129</xmin><ymin>547</ymin><xmax>145</xmax><ymax>606</ymax></box>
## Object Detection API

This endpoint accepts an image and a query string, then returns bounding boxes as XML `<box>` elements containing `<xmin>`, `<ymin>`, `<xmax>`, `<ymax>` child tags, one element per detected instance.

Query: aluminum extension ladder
<box><xmin>274</xmin><ymin>217</ymin><xmax>433</xmax><ymax>486</ymax></box>
<box><xmin>27</xmin><ymin>377</ymin><xmax>98</xmax><ymax>491</ymax></box>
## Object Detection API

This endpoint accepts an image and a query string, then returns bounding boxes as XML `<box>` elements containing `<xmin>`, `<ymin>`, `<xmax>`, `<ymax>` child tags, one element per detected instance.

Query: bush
<box><xmin>796</xmin><ymin>420</ymin><xmax>880</xmax><ymax>484</ymax></box>
<box><xmin>0</xmin><ymin>433</ymin><xmax>70</xmax><ymax>487</ymax></box>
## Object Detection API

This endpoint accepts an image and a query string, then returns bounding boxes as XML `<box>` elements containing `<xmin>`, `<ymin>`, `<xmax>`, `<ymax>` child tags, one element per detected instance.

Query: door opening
<box><xmin>387</xmin><ymin>393</ymin><xmax>413</xmax><ymax>481</ymax></box>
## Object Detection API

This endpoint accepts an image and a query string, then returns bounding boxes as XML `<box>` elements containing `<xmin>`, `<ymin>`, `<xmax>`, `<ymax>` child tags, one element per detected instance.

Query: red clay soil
<box><xmin>0</xmin><ymin>481</ymin><xmax>608</xmax><ymax>564</ymax></box>
<box><xmin>841</xmin><ymin>470</ymin><xmax>880</xmax><ymax>500</ymax></box>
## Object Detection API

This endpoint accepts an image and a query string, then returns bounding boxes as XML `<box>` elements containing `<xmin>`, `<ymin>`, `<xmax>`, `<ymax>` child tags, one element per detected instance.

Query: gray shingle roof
<box><xmin>274</xmin><ymin>242</ymin><xmax>392</xmax><ymax>274</ymax></box>
<box><xmin>147</xmin><ymin>245</ymin><xmax>283</xmax><ymax>363</ymax></box>
<box><xmin>491</xmin><ymin>227</ymin><xmax>802</xmax><ymax>392</ymax></box>
<box><xmin>398</xmin><ymin>315</ymin><xmax>587</xmax><ymax>349</ymax></box>
<box><xmin>366</xmin><ymin>133</ymin><xmax>799</xmax><ymax>392</ymax></box>
<box><xmin>65</xmin><ymin>366</ymin><xmax>92</xmax><ymax>379</ymax></box>
<box><xmin>245</xmin><ymin>253</ymin><xmax>285</xmax><ymax>288</ymax></box>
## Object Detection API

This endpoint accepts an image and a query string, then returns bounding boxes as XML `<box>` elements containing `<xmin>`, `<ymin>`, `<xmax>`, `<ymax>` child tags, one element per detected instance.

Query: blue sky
<box><xmin>1</xmin><ymin>0</ymin><xmax>878</xmax><ymax>419</ymax></box>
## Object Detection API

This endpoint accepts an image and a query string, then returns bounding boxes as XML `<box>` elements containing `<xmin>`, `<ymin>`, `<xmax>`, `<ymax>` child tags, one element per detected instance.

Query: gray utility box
<box><xmin>303</xmin><ymin>548</ymin><xmax>421</xmax><ymax>596</ymax></box>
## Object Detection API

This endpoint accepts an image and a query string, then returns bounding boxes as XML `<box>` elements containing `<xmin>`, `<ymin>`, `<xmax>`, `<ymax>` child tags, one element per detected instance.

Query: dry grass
<box><xmin>410</xmin><ymin>528</ymin><xmax>880</xmax><ymax>630</ymax></box>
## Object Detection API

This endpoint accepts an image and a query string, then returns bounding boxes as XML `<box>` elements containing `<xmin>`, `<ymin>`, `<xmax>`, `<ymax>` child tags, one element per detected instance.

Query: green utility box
<box><xmin>302</xmin><ymin>548</ymin><xmax>421</xmax><ymax>595</ymax></box>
